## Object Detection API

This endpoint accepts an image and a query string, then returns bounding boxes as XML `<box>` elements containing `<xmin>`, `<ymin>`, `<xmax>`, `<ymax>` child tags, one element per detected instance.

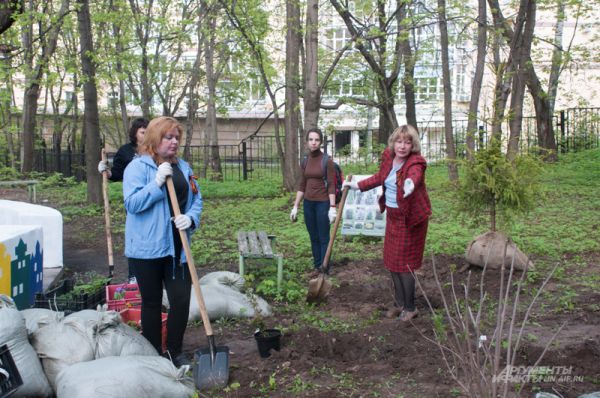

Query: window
<box><xmin>414</xmin><ymin>76</ymin><xmax>442</xmax><ymax>101</ymax></box>
<box><xmin>324</xmin><ymin>77</ymin><xmax>367</xmax><ymax>99</ymax></box>
<box><xmin>324</xmin><ymin>27</ymin><xmax>351</xmax><ymax>52</ymax></box>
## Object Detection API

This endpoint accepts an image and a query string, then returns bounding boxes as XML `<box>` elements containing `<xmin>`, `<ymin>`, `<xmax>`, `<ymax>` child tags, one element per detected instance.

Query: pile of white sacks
<box><xmin>0</xmin><ymin>271</ymin><xmax>271</xmax><ymax>397</ymax></box>
<box><xmin>0</xmin><ymin>296</ymin><xmax>194</xmax><ymax>397</ymax></box>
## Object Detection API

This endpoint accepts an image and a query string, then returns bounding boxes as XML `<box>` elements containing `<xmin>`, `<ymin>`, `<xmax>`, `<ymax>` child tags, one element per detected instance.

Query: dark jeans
<box><xmin>128</xmin><ymin>259</ymin><xmax>135</xmax><ymax>279</ymax></box>
<box><xmin>303</xmin><ymin>199</ymin><xmax>330</xmax><ymax>269</ymax></box>
<box><xmin>130</xmin><ymin>256</ymin><xmax>192</xmax><ymax>355</ymax></box>
<box><xmin>390</xmin><ymin>271</ymin><xmax>416</xmax><ymax>311</ymax></box>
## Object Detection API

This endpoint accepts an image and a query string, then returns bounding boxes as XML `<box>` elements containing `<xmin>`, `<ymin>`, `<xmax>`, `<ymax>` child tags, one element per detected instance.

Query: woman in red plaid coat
<box><xmin>344</xmin><ymin>125</ymin><xmax>431</xmax><ymax>321</ymax></box>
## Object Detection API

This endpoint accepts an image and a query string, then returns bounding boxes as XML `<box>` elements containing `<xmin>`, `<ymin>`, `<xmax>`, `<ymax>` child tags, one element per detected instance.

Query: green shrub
<box><xmin>455</xmin><ymin>141</ymin><xmax>542</xmax><ymax>232</ymax></box>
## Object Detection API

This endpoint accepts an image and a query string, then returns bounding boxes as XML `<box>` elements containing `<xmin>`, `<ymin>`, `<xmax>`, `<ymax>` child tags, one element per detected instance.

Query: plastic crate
<box><xmin>120</xmin><ymin>308</ymin><xmax>167</xmax><ymax>352</ymax></box>
<box><xmin>105</xmin><ymin>283</ymin><xmax>141</xmax><ymax>311</ymax></box>
<box><xmin>0</xmin><ymin>344</ymin><xmax>23</xmax><ymax>398</ymax></box>
<box><xmin>34</xmin><ymin>278</ymin><xmax>106</xmax><ymax>313</ymax></box>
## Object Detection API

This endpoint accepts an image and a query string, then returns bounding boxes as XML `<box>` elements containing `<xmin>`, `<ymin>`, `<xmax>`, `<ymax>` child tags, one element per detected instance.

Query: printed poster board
<box><xmin>341</xmin><ymin>175</ymin><xmax>386</xmax><ymax>237</ymax></box>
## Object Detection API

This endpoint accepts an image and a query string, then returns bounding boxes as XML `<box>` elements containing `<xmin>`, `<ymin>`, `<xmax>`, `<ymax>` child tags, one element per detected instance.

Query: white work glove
<box><xmin>290</xmin><ymin>206</ymin><xmax>298</xmax><ymax>222</ymax></box>
<box><xmin>173</xmin><ymin>214</ymin><xmax>192</xmax><ymax>230</ymax></box>
<box><xmin>155</xmin><ymin>162</ymin><xmax>173</xmax><ymax>187</ymax></box>
<box><xmin>98</xmin><ymin>160</ymin><xmax>110</xmax><ymax>176</ymax></box>
<box><xmin>342</xmin><ymin>180</ymin><xmax>359</xmax><ymax>190</ymax></box>
<box><xmin>328</xmin><ymin>207</ymin><xmax>337</xmax><ymax>224</ymax></box>
<box><xmin>403</xmin><ymin>178</ymin><xmax>414</xmax><ymax>198</ymax></box>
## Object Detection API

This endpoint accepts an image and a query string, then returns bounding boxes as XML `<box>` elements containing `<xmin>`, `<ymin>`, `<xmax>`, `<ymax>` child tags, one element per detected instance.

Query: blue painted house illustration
<box><xmin>11</xmin><ymin>239</ymin><xmax>31</xmax><ymax>309</ymax></box>
<box><xmin>30</xmin><ymin>241</ymin><xmax>44</xmax><ymax>305</ymax></box>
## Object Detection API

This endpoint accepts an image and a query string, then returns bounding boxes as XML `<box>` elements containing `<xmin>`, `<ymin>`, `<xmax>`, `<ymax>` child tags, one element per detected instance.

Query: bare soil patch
<box><xmin>6</xmin><ymin>189</ymin><xmax>598</xmax><ymax>397</ymax></box>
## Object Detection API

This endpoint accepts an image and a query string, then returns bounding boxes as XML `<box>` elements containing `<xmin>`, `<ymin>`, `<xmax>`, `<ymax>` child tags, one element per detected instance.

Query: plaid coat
<box><xmin>358</xmin><ymin>149</ymin><xmax>431</xmax><ymax>272</ymax></box>
<box><xmin>358</xmin><ymin>149</ymin><xmax>431</xmax><ymax>226</ymax></box>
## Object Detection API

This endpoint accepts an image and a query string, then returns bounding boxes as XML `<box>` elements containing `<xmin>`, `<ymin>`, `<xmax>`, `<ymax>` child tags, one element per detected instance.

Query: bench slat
<box><xmin>238</xmin><ymin>230</ymin><xmax>275</xmax><ymax>259</ymax></box>
<box><xmin>247</xmin><ymin>231</ymin><xmax>262</xmax><ymax>256</ymax></box>
<box><xmin>237</xmin><ymin>231</ymin><xmax>249</xmax><ymax>256</ymax></box>
<box><xmin>257</xmin><ymin>231</ymin><xmax>274</xmax><ymax>257</ymax></box>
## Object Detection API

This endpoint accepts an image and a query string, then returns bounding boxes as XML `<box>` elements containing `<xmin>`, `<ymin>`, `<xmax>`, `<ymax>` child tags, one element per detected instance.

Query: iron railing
<box><xmin>18</xmin><ymin>107</ymin><xmax>600</xmax><ymax>181</ymax></box>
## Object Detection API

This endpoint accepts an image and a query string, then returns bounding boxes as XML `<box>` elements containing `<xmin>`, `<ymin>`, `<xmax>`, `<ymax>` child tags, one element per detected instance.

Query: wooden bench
<box><xmin>237</xmin><ymin>231</ymin><xmax>283</xmax><ymax>292</ymax></box>
<box><xmin>0</xmin><ymin>180</ymin><xmax>39</xmax><ymax>203</ymax></box>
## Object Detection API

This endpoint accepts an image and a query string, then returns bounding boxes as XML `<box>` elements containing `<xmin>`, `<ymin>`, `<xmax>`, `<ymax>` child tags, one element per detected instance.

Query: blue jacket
<box><xmin>123</xmin><ymin>154</ymin><xmax>203</xmax><ymax>262</ymax></box>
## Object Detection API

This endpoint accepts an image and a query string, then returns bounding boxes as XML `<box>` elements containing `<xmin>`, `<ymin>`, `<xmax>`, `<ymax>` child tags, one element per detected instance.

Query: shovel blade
<box><xmin>306</xmin><ymin>274</ymin><xmax>332</xmax><ymax>302</ymax></box>
<box><xmin>193</xmin><ymin>346</ymin><xmax>230</xmax><ymax>390</ymax></box>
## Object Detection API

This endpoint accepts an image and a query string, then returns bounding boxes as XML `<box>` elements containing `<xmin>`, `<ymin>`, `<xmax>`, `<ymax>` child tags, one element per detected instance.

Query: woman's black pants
<box><xmin>130</xmin><ymin>256</ymin><xmax>191</xmax><ymax>355</ymax></box>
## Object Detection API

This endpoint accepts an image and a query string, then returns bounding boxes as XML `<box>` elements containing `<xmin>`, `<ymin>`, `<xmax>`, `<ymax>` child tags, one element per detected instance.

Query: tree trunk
<box><xmin>20</xmin><ymin>0</ymin><xmax>69</xmax><ymax>173</ymax></box>
<box><xmin>0</xmin><ymin>0</ymin><xmax>19</xmax><ymax>34</ymax></box>
<box><xmin>490</xmin><ymin>31</ymin><xmax>511</xmax><ymax>142</ymax></box>
<box><xmin>111</xmin><ymin>0</ymin><xmax>129</xmax><ymax>134</ymax></box>
<box><xmin>303</xmin><ymin>0</ymin><xmax>319</xmax><ymax>131</ymax></box>
<box><xmin>506</xmin><ymin>0</ymin><xmax>534</xmax><ymax>161</ymax></box>
<box><xmin>488</xmin><ymin>0</ymin><xmax>557</xmax><ymax>160</ymax></box>
<box><xmin>20</xmin><ymin>85</ymin><xmax>39</xmax><ymax>173</ymax></box>
<box><xmin>438</xmin><ymin>0</ymin><xmax>458</xmax><ymax>181</ymax></box>
<box><xmin>77</xmin><ymin>0</ymin><xmax>102</xmax><ymax>204</ymax></box>
<box><xmin>204</xmin><ymin>12</ymin><xmax>222</xmax><ymax>181</ymax></box>
<box><xmin>329</xmin><ymin>0</ymin><xmax>401</xmax><ymax>145</ymax></box>
<box><xmin>285</xmin><ymin>0</ymin><xmax>302</xmax><ymax>191</ymax></box>
<box><xmin>547</xmin><ymin>0</ymin><xmax>565</xmax><ymax>116</ymax></box>
<box><xmin>466</xmin><ymin>0</ymin><xmax>486</xmax><ymax>159</ymax></box>
<box><xmin>399</xmin><ymin>3</ymin><xmax>417</xmax><ymax>129</ymax></box>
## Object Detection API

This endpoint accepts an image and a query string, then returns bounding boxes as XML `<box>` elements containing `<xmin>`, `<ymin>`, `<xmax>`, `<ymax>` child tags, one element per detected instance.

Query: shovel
<box><xmin>100</xmin><ymin>149</ymin><xmax>114</xmax><ymax>278</ymax></box>
<box><xmin>166</xmin><ymin>177</ymin><xmax>229</xmax><ymax>390</ymax></box>
<box><xmin>307</xmin><ymin>174</ymin><xmax>352</xmax><ymax>302</ymax></box>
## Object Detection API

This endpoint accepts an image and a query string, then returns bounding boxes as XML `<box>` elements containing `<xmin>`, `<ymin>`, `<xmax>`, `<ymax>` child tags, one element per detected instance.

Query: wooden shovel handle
<box><xmin>101</xmin><ymin>149</ymin><xmax>114</xmax><ymax>277</ymax></box>
<box><xmin>166</xmin><ymin>177</ymin><xmax>213</xmax><ymax>337</ymax></box>
<box><xmin>321</xmin><ymin>174</ymin><xmax>352</xmax><ymax>271</ymax></box>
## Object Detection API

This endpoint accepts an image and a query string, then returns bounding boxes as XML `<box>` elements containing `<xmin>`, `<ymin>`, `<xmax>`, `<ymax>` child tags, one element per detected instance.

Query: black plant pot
<box><xmin>254</xmin><ymin>329</ymin><xmax>282</xmax><ymax>358</ymax></box>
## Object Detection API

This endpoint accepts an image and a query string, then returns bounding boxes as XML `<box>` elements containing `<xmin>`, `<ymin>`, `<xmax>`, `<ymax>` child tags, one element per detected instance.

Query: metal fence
<box><xmin>23</xmin><ymin>107</ymin><xmax>600</xmax><ymax>181</ymax></box>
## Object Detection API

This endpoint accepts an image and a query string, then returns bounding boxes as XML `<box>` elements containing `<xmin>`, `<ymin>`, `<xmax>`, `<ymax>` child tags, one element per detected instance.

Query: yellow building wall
<box><xmin>0</xmin><ymin>243</ymin><xmax>10</xmax><ymax>297</ymax></box>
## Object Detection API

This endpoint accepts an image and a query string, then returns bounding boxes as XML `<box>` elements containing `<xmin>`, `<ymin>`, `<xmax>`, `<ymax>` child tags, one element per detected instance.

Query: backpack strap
<box><xmin>322</xmin><ymin>153</ymin><xmax>329</xmax><ymax>190</ymax></box>
<box><xmin>301</xmin><ymin>154</ymin><xmax>308</xmax><ymax>169</ymax></box>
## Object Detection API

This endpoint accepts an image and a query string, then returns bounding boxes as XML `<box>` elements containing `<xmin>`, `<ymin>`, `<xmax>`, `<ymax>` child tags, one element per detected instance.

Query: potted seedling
<box><xmin>250</xmin><ymin>317</ymin><xmax>281</xmax><ymax>358</ymax></box>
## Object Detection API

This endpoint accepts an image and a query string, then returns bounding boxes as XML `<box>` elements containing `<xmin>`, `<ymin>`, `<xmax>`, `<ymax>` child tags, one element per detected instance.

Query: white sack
<box><xmin>189</xmin><ymin>283</ymin><xmax>272</xmax><ymax>320</ymax></box>
<box><xmin>65</xmin><ymin>309</ymin><xmax>157</xmax><ymax>358</ymax></box>
<box><xmin>30</xmin><ymin>315</ymin><xmax>95</xmax><ymax>392</ymax></box>
<box><xmin>55</xmin><ymin>356</ymin><xmax>195</xmax><ymax>398</ymax></box>
<box><xmin>0</xmin><ymin>307</ymin><xmax>53</xmax><ymax>397</ymax></box>
<box><xmin>95</xmin><ymin>323</ymin><xmax>158</xmax><ymax>358</ymax></box>
<box><xmin>199</xmin><ymin>271</ymin><xmax>245</xmax><ymax>290</ymax></box>
<box><xmin>21</xmin><ymin>308</ymin><xmax>64</xmax><ymax>336</ymax></box>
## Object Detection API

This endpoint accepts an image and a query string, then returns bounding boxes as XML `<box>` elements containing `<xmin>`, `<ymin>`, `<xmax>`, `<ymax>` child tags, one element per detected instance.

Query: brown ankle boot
<box><xmin>399</xmin><ymin>309</ymin><xmax>419</xmax><ymax>322</ymax></box>
<box><xmin>385</xmin><ymin>307</ymin><xmax>403</xmax><ymax>318</ymax></box>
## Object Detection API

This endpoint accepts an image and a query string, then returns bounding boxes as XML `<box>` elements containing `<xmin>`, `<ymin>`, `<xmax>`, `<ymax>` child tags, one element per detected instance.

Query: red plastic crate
<box><xmin>106</xmin><ymin>283</ymin><xmax>141</xmax><ymax>311</ymax></box>
<box><xmin>120</xmin><ymin>308</ymin><xmax>167</xmax><ymax>352</ymax></box>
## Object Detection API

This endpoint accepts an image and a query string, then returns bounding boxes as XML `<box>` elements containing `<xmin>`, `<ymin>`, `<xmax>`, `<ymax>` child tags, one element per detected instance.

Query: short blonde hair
<box><xmin>140</xmin><ymin>116</ymin><xmax>183</xmax><ymax>164</ymax></box>
<box><xmin>387</xmin><ymin>125</ymin><xmax>421</xmax><ymax>153</ymax></box>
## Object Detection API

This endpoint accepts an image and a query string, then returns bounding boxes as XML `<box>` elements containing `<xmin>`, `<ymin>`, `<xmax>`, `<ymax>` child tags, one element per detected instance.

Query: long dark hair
<box><xmin>129</xmin><ymin>117</ymin><xmax>149</xmax><ymax>145</ymax></box>
<box><xmin>304</xmin><ymin>127</ymin><xmax>323</xmax><ymax>143</ymax></box>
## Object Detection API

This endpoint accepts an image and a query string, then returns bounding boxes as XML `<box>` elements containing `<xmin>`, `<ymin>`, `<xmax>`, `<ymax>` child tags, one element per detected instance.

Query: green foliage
<box><xmin>455</xmin><ymin>142</ymin><xmax>543</xmax><ymax>231</ymax></box>
<box><xmin>0</xmin><ymin>167</ymin><xmax>20</xmax><ymax>181</ymax></box>
<box><xmin>198</xmin><ymin>176</ymin><xmax>283</xmax><ymax>199</ymax></box>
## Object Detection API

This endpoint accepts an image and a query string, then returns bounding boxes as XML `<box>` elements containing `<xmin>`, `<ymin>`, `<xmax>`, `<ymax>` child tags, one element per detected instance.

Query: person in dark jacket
<box><xmin>344</xmin><ymin>125</ymin><xmax>431</xmax><ymax>321</ymax></box>
<box><xmin>98</xmin><ymin>117</ymin><xmax>149</xmax><ymax>281</ymax></box>
<box><xmin>123</xmin><ymin>116</ymin><xmax>202</xmax><ymax>366</ymax></box>
<box><xmin>290</xmin><ymin>128</ymin><xmax>337</xmax><ymax>278</ymax></box>
<box><xmin>98</xmin><ymin>117</ymin><xmax>149</xmax><ymax>181</ymax></box>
